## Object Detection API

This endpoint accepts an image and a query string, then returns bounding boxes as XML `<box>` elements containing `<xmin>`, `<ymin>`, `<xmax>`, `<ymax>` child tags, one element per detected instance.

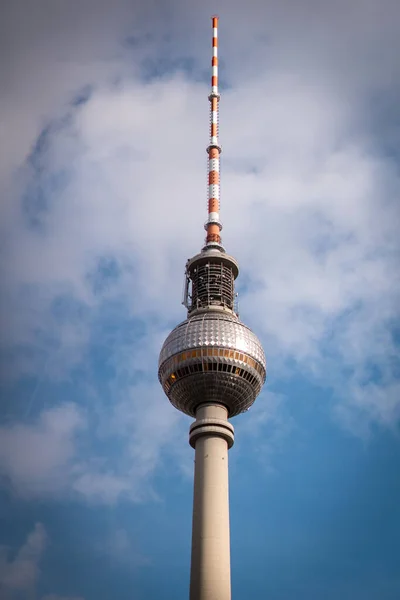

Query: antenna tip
<box><xmin>211</xmin><ymin>14</ymin><xmax>219</xmax><ymax>21</ymax></box>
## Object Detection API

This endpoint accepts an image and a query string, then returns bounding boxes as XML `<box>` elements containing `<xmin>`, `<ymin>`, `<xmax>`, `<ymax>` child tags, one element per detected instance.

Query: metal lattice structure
<box><xmin>182</xmin><ymin>250</ymin><xmax>239</xmax><ymax>313</ymax></box>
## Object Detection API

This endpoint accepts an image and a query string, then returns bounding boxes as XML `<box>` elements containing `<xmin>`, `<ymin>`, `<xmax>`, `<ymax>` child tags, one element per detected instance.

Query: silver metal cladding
<box><xmin>159</xmin><ymin>313</ymin><xmax>265</xmax><ymax>365</ymax></box>
<box><xmin>158</xmin><ymin>312</ymin><xmax>266</xmax><ymax>417</ymax></box>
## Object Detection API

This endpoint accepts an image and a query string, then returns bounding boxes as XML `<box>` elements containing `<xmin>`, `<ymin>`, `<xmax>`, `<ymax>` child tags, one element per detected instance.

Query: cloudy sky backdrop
<box><xmin>1</xmin><ymin>0</ymin><xmax>400</xmax><ymax>599</ymax></box>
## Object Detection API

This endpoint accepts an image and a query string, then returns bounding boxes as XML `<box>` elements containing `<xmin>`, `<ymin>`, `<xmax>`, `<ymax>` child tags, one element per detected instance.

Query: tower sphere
<box><xmin>158</xmin><ymin>311</ymin><xmax>266</xmax><ymax>417</ymax></box>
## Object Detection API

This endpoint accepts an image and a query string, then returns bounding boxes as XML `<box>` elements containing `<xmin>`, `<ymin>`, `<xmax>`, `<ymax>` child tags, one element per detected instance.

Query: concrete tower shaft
<box><xmin>189</xmin><ymin>404</ymin><xmax>233</xmax><ymax>600</ymax></box>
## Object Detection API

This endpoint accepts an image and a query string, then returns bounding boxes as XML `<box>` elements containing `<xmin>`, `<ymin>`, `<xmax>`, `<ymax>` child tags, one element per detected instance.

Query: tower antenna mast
<box><xmin>205</xmin><ymin>15</ymin><xmax>223</xmax><ymax>249</ymax></box>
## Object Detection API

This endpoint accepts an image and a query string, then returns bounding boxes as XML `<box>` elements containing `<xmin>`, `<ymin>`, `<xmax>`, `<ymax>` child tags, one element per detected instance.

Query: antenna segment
<box><xmin>205</xmin><ymin>15</ymin><xmax>222</xmax><ymax>249</ymax></box>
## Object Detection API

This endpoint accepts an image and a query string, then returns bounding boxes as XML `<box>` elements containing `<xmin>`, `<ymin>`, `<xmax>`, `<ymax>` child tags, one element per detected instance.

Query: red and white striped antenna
<box><xmin>204</xmin><ymin>15</ymin><xmax>223</xmax><ymax>250</ymax></box>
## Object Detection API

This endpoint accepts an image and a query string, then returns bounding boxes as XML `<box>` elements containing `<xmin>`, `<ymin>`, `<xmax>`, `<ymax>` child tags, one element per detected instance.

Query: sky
<box><xmin>0</xmin><ymin>0</ymin><xmax>400</xmax><ymax>598</ymax></box>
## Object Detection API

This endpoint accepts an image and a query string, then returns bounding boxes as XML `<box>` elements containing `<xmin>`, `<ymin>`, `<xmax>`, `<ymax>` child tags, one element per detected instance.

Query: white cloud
<box><xmin>97</xmin><ymin>528</ymin><xmax>150</xmax><ymax>568</ymax></box>
<box><xmin>0</xmin><ymin>523</ymin><xmax>47</xmax><ymax>598</ymax></box>
<box><xmin>0</xmin><ymin>384</ymin><xmax>187</xmax><ymax>503</ymax></box>
<box><xmin>0</xmin><ymin>0</ymin><xmax>399</xmax><ymax>508</ymax></box>
<box><xmin>70</xmin><ymin>382</ymin><xmax>187</xmax><ymax>504</ymax></box>
<box><xmin>0</xmin><ymin>404</ymin><xmax>85</xmax><ymax>497</ymax></box>
<box><xmin>0</xmin><ymin>521</ymin><xmax>85</xmax><ymax>600</ymax></box>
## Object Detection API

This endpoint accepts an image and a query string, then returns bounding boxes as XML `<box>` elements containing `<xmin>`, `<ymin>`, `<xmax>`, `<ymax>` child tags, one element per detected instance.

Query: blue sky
<box><xmin>1</xmin><ymin>1</ymin><xmax>400</xmax><ymax>599</ymax></box>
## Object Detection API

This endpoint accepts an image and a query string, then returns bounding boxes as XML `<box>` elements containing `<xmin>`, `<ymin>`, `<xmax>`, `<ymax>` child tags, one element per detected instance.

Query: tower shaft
<box><xmin>158</xmin><ymin>15</ymin><xmax>267</xmax><ymax>600</ymax></box>
<box><xmin>189</xmin><ymin>404</ymin><xmax>234</xmax><ymax>600</ymax></box>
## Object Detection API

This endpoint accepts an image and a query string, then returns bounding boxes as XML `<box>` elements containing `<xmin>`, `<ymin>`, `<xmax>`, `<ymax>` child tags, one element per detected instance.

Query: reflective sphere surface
<box><xmin>158</xmin><ymin>311</ymin><xmax>266</xmax><ymax>417</ymax></box>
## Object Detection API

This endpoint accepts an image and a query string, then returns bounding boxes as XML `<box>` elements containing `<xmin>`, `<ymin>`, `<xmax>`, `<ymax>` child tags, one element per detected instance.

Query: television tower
<box><xmin>158</xmin><ymin>16</ymin><xmax>266</xmax><ymax>600</ymax></box>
